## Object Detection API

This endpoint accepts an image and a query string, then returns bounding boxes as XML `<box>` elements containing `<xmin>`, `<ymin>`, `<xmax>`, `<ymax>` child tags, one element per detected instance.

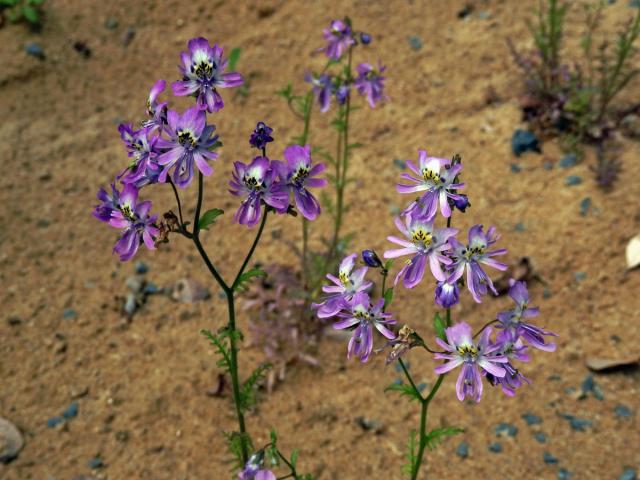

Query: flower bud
<box><xmin>362</xmin><ymin>249</ymin><xmax>383</xmax><ymax>268</ymax></box>
<box><xmin>453</xmin><ymin>194</ymin><xmax>470</xmax><ymax>212</ymax></box>
<box><xmin>360</xmin><ymin>32</ymin><xmax>372</xmax><ymax>45</ymax></box>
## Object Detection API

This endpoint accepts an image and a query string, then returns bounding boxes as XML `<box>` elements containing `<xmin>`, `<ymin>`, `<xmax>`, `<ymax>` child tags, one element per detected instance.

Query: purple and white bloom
<box><xmin>238</xmin><ymin>452</ymin><xmax>276</xmax><ymax>480</ymax></box>
<box><xmin>312</xmin><ymin>253</ymin><xmax>373</xmax><ymax>318</ymax></box>
<box><xmin>320</xmin><ymin>19</ymin><xmax>355</xmax><ymax>60</ymax></box>
<box><xmin>335</xmin><ymin>83</ymin><xmax>350</xmax><ymax>105</ymax></box>
<box><xmin>333</xmin><ymin>292</ymin><xmax>396</xmax><ymax>363</ymax></box>
<box><xmin>172</xmin><ymin>37</ymin><xmax>243</xmax><ymax>113</ymax></box>
<box><xmin>249</xmin><ymin>121</ymin><xmax>274</xmax><ymax>150</ymax></box>
<box><xmin>486</xmin><ymin>330</ymin><xmax>531</xmax><ymax>397</ymax></box>
<box><xmin>449</xmin><ymin>225</ymin><xmax>508</xmax><ymax>303</ymax></box>
<box><xmin>398</xmin><ymin>151</ymin><xmax>465</xmax><ymax>221</ymax></box>
<box><xmin>305</xmin><ymin>72</ymin><xmax>332</xmax><ymax>112</ymax></box>
<box><xmin>354</xmin><ymin>62</ymin><xmax>387</xmax><ymax>108</ymax></box>
<box><xmin>434</xmin><ymin>322</ymin><xmax>508</xmax><ymax>402</ymax></box>
<box><xmin>228</xmin><ymin>156</ymin><xmax>289</xmax><ymax>227</ymax></box>
<box><xmin>497</xmin><ymin>279</ymin><xmax>557</xmax><ymax>352</ymax></box>
<box><xmin>273</xmin><ymin>145</ymin><xmax>327</xmax><ymax>220</ymax></box>
<box><xmin>106</xmin><ymin>185</ymin><xmax>159</xmax><ymax>262</ymax></box>
<box><xmin>144</xmin><ymin>79</ymin><xmax>167</xmax><ymax>132</ymax></box>
<box><xmin>93</xmin><ymin>181</ymin><xmax>121</xmax><ymax>222</ymax></box>
<box><xmin>384</xmin><ymin>215</ymin><xmax>458</xmax><ymax>288</ymax></box>
<box><xmin>434</xmin><ymin>277</ymin><xmax>460</xmax><ymax>308</ymax></box>
<box><xmin>117</xmin><ymin>124</ymin><xmax>159</xmax><ymax>185</ymax></box>
<box><xmin>156</xmin><ymin>107</ymin><xmax>219</xmax><ymax>188</ymax></box>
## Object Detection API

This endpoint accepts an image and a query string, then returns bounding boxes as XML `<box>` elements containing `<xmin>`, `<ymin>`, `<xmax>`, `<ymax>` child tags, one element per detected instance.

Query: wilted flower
<box><xmin>354</xmin><ymin>62</ymin><xmax>386</xmax><ymax>108</ymax></box>
<box><xmin>333</xmin><ymin>292</ymin><xmax>396</xmax><ymax>363</ymax></box>
<box><xmin>273</xmin><ymin>145</ymin><xmax>327</xmax><ymax>220</ymax></box>
<box><xmin>249</xmin><ymin>121</ymin><xmax>274</xmax><ymax>150</ymax></box>
<box><xmin>434</xmin><ymin>278</ymin><xmax>460</xmax><ymax>308</ymax></box>
<box><xmin>384</xmin><ymin>215</ymin><xmax>458</xmax><ymax>288</ymax></box>
<box><xmin>156</xmin><ymin>107</ymin><xmax>219</xmax><ymax>188</ymax></box>
<box><xmin>305</xmin><ymin>72</ymin><xmax>332</xmax><ymax>112</ymax></box>
<box><xmin>384</xmin><ymin>324</ymin><xmax>423</xmax><ymax>365</ymax></box>
<box><xmin>238</xmin><ymin>452</ymin><xmax>276</xmax><ymax>480</ymax></box>
<box><xmin>172</xmin><ymin>37</ymin><xmax>243</xmax><ymax>113</ymax></box>
<box><xmin>102</xmin><ymin>184</ymin><xmax>159</xmax><ymax>261</ymax></box>
<box><xmin>497</xmin><ymin>279</ymin><xmax>557</xmax><ymax>352</ymax></box>
<box><xmin>320</xmin><ymin>19</ymin><xmax>355</xmax><ymax>60</ymax></box>
<box><xmin>449</xmin><ymin>225</ymin><xmax>508</xmax><ymax>303</ymax></box>
<box><xmin>398</xmin><ymin>151</ymin><xmax>465</xmax><ymax>221</ymax></box>
<box><xmin>228</xmin><ymin>156</ymin><xmax>289</xmax><ymax>227</ymax></box>
<box><xmin>117</xmin><ymin>124</ymin><xmax>158</xmax><ymax>185</ymax></box>
<box><xmin>434</xmin><ymin>322</ymin><xmax>507</xmax><ymax>402</ymax></box>
<box><xmin>312</xmin><ymin>253</ymin><xmax>373</xmax><ymax>318</ymax></box>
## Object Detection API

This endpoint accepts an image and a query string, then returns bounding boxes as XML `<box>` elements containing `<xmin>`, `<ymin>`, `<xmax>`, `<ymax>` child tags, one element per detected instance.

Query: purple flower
<box><xmin>359</xmin><ymin>32</ymin><xmax>372</xmax><ymax>45</ymax></box>
<box><xmin>333</xmin><ymin>292</ymin><xmax>396</xmax><ymax>363</ymax></box>
<box><xmin>305</xmin><ymin>72</ymin><xmax>332</xmax><ymax>112</ymax></box>
<box><xmin>383</xmin><ymin>215</ymin><xmax>458</xmax><ymax>288</ymax></box>
<box><xmin>172</xmin><ymin>37</ymin><xmax>243</xmax><ymax>113</ymax></box>
<box><xmin>93</xmin><ymin>181</ymin><xmax>121</xmax><ymax>222</ymax></box>
<box><xmin>452</xmin><ymin>194</ymin><xmax>470</xmax><ymax>213</ymax></box>
<box><xmin>228</xmin><ymin>156</ymin><xmax>289</xmax><ymax>227</ymax></box>
<box><xmin>320</xmin><ymin>19</ymin><xmax>355</xmax><ymax>60</ymax></box>
<box><xmin>485</xmin><ymin>330</ymin><xmax>531</xmax><ymax>397</ymax></box>
<box><xmin>117</xmin><ymin>124</ymin><xmax>159</xmax><ymax>185</ymax></box>
<box><xmin>335</xmin><ymin>83</ymin><xmax>350</xmax><ymax>105</ymax></box>
<box><xmin>434</xmin><ymin>322</ymin><xmax>507</xmax><ymax>402</ymax></box>
<box><xmin>238</xmin><ymin>452</ymin><xmax>276</xmax><ymax>480</ymax></box>
<box><xmin>354</xmin><ymin>62</ymin><xmax>387</xmax><ymax>108</ymax></box>
<box><xmin>398</xmin><ymin>151</ymin><xmax>465</xmax><ymax>221</ymax></box>
<box><xmin>104</xmin><ymin>184</ymin><xmax>159</xmax><ymax>261</ymax></box>
<box><xmin>249</xmin><ymin>121</ymin><xmax>274</xmax><ymax>150</ymax></box>
<box><xmin>497</xmin><ymin>279</ymin><xmax>557</xmax><ymax>352</ymax></box>
<box><xmin>312</xmin><ymin>253</ymin><xmax>373</xmax><ymax>318</ymax></box>
<box><xmin>273</xmin><ymin>145</ymin><xmax>327</xmax><ymax>220</ymax></box>
<box><xmin>156</xmin><ymin>107</ymin><xmax>219</xmax><ymax>188</ymax></box>
<box><xmin>449</xmin><ymin>225</ymin><xmax>508</xmax><ymax>303</ymax></box>
<box><xmin>435</xmin><ymin>278</ymin><xmax>460</xmax><ymax>308</ymax></box>
<box><xmin>143</xmin><ymin>79</ymin><xmax>167</xmax><ymax>133</ymax></box>
<box><xmin>362</xmin><ymin>249</ymin><xmax>383</xmax><ymax>269</ymax></box>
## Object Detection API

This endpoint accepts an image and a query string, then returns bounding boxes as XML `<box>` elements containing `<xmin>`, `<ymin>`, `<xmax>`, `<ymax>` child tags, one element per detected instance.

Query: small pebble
<box><xmin>619</xmin><ymin>468</ymin><xmax>637</xmax><ymax>480</ymax></box>
<box><xmin>63</xmin><ymin>309</ymin><xmax>78</xmax><ymax>320</ymax></box>
<box><xmin>559</xmin><ymin>153</ymin><xmax>578</xmax><ymax>168</ymax></box>
<box><xmin>47</xmin><ymin>416</ymin><xmax>64</xmax><ymax>428</ymax></box>
<box><xmin>488</xmin><ymin>442</ymin><xmax>502</xmax><ymax>453</ymax></box>
<box><xmin>514</xmin><ymin>222</ymin><xmax>526</xmax><ymax>232</ymax></box>
<box><xmin>534</xmin><ymin>432</ymin><xmax>547</xmax><ymax>443</ymax></box>
<box><xmin>511</xmin><ymin>129</ymin><xmax>541</xmax><ymax>156</ymax></box>
<box><xmin>543</xmin><ymin>452</ymin><xmax>559</xmax><ymax>464</ymax></box>
<box><xmin>416</xmin><ymin>383</ymin><xmax>427</xmax><ymax>392</ymax></box>
<box><xmin>477</xmin><ymin>10</ymin><xmax>491</xmax><ymax>19</ymax></box>
<box><xmin>630</xmin><ymin>0</ymin><xmax>640</xmax><ymax>7</ymax></box>
<box><xmin>543</xmin><ymin>288</ymin><xmax>552</xmax><ymax>299</ymax></box>
<box><xmin>7</xmin><ymin>315</ymin><xmax>22</xmax><ymax>326</ymax></box>
<box><xmin>543</xmin><ymin>161</ymin><xmax>554</xmax><ymax>171</ymax></box>
<box><xmin>407</xmin><ymin>35</ymin><xmax>422</xmax><ymax>51</ymax></box>
<box><xmin>393</xmin><ymin>158</ymin><xmax>406</xmax><ymax>170</ymax></box>
<box><xmin>105</xmin><ymin>17</ymin><xmax>118</xmax><ymax>29</ymax></box>
<box><xmin>510</xmin><ymin>163</ymin><xmax>522</xmax><ymax>173</ymax></box>
<box><xmin>522</xmin><ymin>412</ymin><xmax>543</xmax><ymax>425</ymax></box>
<box><xmin>456</xmin><ymin>441</ymin><xmax>469</xmax><ymax>459</ymax></box>
<box><xmin>134</xmin><ymin>261</ymin><xmax>149</xmax><ymax>274</ymax></box>
<box><xmin>123</xmin><ymin>293</ymin><xmax>137</xmax><ymax>316</ymax></box>
<box><xmin>581</xmin><ymin>375</ymin><xmax>604</xmax><ymax>400</ymax></box>
<box><xmin>62</xmin><ymin>402</ymin><xmax>78</xmax><ymax>420</ymax></box>
<box><xmin>125</xmin><ymin>276</ymin><xmax>143</xmax><ymax>293</ymax></box>
<box><xmin>494</xmin><ymin>422</ymin><xmax>518</xmax><ymax>437</ymax></box>
<box><xmin>558</xmin><ymin>413</ymin><xmax>592</xmax><ymax>432</ymax></box>
<box><xmin>558</xmin><ymin>468</ymin><xmax>573</xmax><ymax>479</ymax></box>
<box><xmin>579</xmin><ymin>197</ymin><xmax>592</xmax><ymax>217</ymax></box>
<box><xmin>548</xmin><ymin>374</ymin><xmax>561</xmax><ymax>381</ymax></box>
<box><xmin>0</xmin><ymin>418</ymin><xmax>24</xmax><ymax>463</ymax></box>
<box><xmin>88</xmin><ymin>457</ymin><xmax>104</xmax><ymax>469</ymax></box>
<box><xmin>565</xmin><ymin>175</ymin><xmax>582</xmax><ymax>186</ymax></box>
<box><xmin>614</xmin><ymin>405</ymin><xmax>632</xmax><ymax>418</ymax></box>
<box><xmin>574</xmin><ymin>272</ymin><xmax>587</xmax><ymax>281</ymax></box>
<box><xmin>25</xmin><ymin>43</ymin><xmax>45</xmax><ymax>60</ymax></box>
<box><xmin>122</xmin><ymin>27</ymin><xmax>136</xmax><ymax>46</ymax></box>
<box><xmin>143</xmin><ymin>282</ymin><xmax>160</xmax><ymax>295</ymax></box>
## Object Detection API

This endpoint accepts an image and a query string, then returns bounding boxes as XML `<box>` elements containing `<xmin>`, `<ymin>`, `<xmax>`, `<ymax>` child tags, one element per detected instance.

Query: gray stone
<box><xmin>0</xmin><ymin>418</ymin><xmax>24</xmax><ymax>463</ymax></box>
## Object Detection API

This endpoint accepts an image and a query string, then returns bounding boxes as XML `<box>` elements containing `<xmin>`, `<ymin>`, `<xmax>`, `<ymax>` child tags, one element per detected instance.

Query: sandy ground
<box><xmin>1</xmin><ymin>0</ymin><xmax>640</xmax><ymax>479</ymax></box>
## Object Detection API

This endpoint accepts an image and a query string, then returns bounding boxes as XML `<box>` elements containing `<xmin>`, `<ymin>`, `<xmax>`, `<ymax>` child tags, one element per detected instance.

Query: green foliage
<box><xmin>235</xmin><ymin>266</ymin><xmax>267</xmax><ymax>292</ymax></box>
<box><xmin>433</xmin><ymin>312</ymin><xmax>446</xmax><ymax>341</ymax></box>
<box><xmin>383</xmin><ymin>287</ymin><xmax>394</xmax><ymax>309</ymax></box>
<box><xmin>198</xmin><ymin>208</ymin><xmax>224</xmax><ymax>230</ymax></box>
<box><xmin>1</xmin><ymin>0</ymin><xmax>44</xmax><ymax>27</ymax></box>
<box><xmin>201</xmin><ymin>328</ymin><xmax>235</xmax><ymax>373</ymax></box>
<box><xmin>527</xmin><ymin>0</ymin><xmax>568</xmax><ymax>92</ymax></box>
<box><xmin>239</xmin><ymin>362</ymin><xmax>271</xmax><ymax>412</ymax></box>
<box><xmin>228</xmin><ymin>47</ymin><xmax>241</xmax><ymax>71</ymax></box>
<box><xmin>222</xmin><ymin>430</ymin><xmax>254</xmax><ymax>473</ymax></box>
<box><xmin>384</xmin><ymin>381</ymin><xmax>422</xmax><ymax>403</ymax></box>
<box><xmin>424</xmin><ymin>427</ymin><xmax>464</xmax><ymax>451</ymax></box>
<box><xmin>402</xmin><ymin>430</ymin><xmax>418</xmax><ymax>477</ymax></box>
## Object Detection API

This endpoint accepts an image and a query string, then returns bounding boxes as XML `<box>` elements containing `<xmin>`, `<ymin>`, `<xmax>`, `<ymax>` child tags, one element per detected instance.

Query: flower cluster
<box><xmin>306</xmin><ymin>18</ymin><xmax>386</xmax><ymax>111</ymax></box>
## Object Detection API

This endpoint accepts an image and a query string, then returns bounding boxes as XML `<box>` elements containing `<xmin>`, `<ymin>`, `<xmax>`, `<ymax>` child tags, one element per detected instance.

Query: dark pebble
<box><xmin>407</xmin><ymin>35</ymin><xmax>422</xmax><ymax>51</ymax></box>
<box><xmin>548</xmin><ymin>374</ymin><xmax>561</xmax><ymax>381</ymax></box>
<box><xmin>581</xmin><ymin>375</ymin><xmax>604</xmax><ymax>400</ymax></box>
<box><xmin>416</xmin><ymin>383</ymin><xmax>427</xmax><ymax>392</ymax></box>
<box><xmin>580</xmin><ymin>197</ymin><xmax>592</xmax><ymax>217</ymax></box>
<box><xmin>619</xmin><ymin>468</ymin><xmax>637</xmax><ymax>480</ymax></box>
<box><xmin>63</xmin><ymin>309</ymin><xmax>78</xmax><ymax>319</ymax></box>
<box><xmin>543</xmin><ymin>452</ymin><xmax>559</xmax><ymax>464</ymax></box>
<box><xmin>534</xmin><ymin>432</ymin><xmax>547</xmax><ymax>443</ymax></box>
<box><xmin>559</xmin><ymin>153</ymin><xmax>578</xmax><ymax>168</ymax></box>
<box><xmin>134</xmin><ymin>261</ymin><xmax>149</xmax><ymax>274</ymax></box>
<box><xmin>511</xmin><ymin>129</ymin><xmax>541</xmax><ymax>156</ymax></box>
<box><xmin>514</xmin><ymin>222</ymin><xmax>526</xmax><ymax>232</ymax></box>
<box><xmin>522</xmin><ymin>412</ymin><xmax>543</xmax><ymax>425</ymax></box>
<box><xmin>494</xmin><ymin>422</ymin><xmax>518</xmax><ymax>437</ymax></box>
<box><xmin>543</xmin><ymin>288</ymin><xmax>552</xmax><ymax>299</ymax></box>
<box><xmin>510</xmin><ymin>163</ymin><xmax>522</xmax><ymax>173</ymax></box>
<box><xmin>7</xmin><ymin>315</ymin><xmax>22</xmax><ymax>326</ymax></box>
<box><xmin>543</xmin><ymin>161</ymin><xmax>554</xmax><ymax>171</ymax></box>
<box><xmin>47</xmin><ymin>416</ymin><xmax>64</xmax><ymax>428</ymax></box>
<box><xmin>25</xmin><ymin>43</ymin><xmax>45</xmax><ymax>60</ymax></box>
<box><xmin>565</xmin><ymin>175</ymin><xmax>582</xmax><ymax>186</ymax></box>
<box><xmin>393</xmin><ymin>158</ymin><xmax>406</xmax><ymax>170</ymax></box>
<box><xmin>456</xmin><ymin>441</ymin><xmax>469</xmax><ymax>458</ymax></box>
<box><xmin>558</xmin><ymin>413</ymin><xmax>592</xmax><ymax>432</ymax></box>
<box><xmin>488</xmin><ymin>442</ymin><xmax>502</xmax><ymax>453</ymax></box>
<box><xmin>558</xmin><ymin>468</ymin><xmax>573</xmax><ymax>479</ymax></box>
<box><xmin>105</xmin><ymin>17</ymin><xmax>119</xmax><ymax>29</ymax></box>
<box><xmin>88</xmin><ymin>457</ymin><xmax>104</xmax><ymax>469</ymax></box>
<box><xmin>62</xmin><ymin>402</ymin><xmax>78</xmax><ymax>420</ymax></box>
<box><xmin>614</xmin><ymin>405</ymin><xmax>632</xmax><ymax>418</ymax></box>
<box><xmin>143</xmin><ymin>282</ymin><xmax>160</xmax><ymax>295</ymax></box>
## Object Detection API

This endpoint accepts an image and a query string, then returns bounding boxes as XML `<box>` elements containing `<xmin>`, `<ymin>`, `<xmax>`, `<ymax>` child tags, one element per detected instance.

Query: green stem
<box><xmin>232</xmin><ymin>210</ymin><xmax>269</xmax><ymax>290</ymax></box>
<box><xmin>276</xmin><ymin>449</ymin><xmax>299</xmax><ymax>480</ymax></box>
<box><xmin>299</xmin><ymin>92</ymin><xmax>313</xmax><ymax>289</ymax></box>
<box><xmin>398</xmin><ymin>358</ymin><xmax>423</xmax><ymax>402</ymax></box>
<box><xmin>411</xmin><ymin>374</ymin><xmax>446</xmax><ymax>480</ymax></box>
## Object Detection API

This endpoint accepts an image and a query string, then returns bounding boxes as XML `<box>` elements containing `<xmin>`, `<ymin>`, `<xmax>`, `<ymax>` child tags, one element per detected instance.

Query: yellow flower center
<box><xmin>177</xmin><ymin>129</ymin><xmax>197</xmax><ymax>148</ymax></box>
<box><xmin>422</xmin><ymin>168</ymin><xmax>441</xmax><ymax>183</ymax></box>
<box><xmin>412</xmin><ymin>229</ymin><xmax>432</xmax><ymax>246</ymax></box>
